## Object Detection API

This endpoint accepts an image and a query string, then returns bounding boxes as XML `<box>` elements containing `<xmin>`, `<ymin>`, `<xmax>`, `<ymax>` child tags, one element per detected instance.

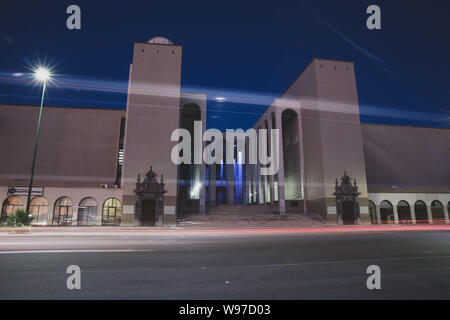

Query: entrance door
<box><xmin>342</xmin><ymin>200</ymin><xmax>355</xmax><ymax>225</ymax></box>
<box><xmin>142</xmin><ymin>200</ymin><xmax>156</xmax><ymax>226</ymax></box>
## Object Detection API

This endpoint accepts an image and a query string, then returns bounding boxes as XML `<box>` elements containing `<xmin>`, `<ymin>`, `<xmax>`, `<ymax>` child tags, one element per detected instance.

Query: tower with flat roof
<box><xmin>121</xmin><ymin>37</ymin><xmax>182</xmax><ymax>226</ymax></box>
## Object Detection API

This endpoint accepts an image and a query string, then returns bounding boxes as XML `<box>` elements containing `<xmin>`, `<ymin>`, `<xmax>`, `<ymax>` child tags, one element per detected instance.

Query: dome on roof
<box><xmin>147</xmin><ymin>37</ymin><xmax>173</xmax><ymax>45</ymax></box>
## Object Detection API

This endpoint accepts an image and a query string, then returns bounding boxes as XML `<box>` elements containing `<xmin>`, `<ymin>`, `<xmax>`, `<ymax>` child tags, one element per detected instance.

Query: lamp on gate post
<box><xmin>25</xmin><ymin>67</ymin><xmax>52</xmax><ymax>214</ymax></box>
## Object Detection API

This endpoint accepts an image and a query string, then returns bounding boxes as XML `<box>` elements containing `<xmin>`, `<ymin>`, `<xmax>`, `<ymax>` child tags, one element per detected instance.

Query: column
<box><xmin>275</xmin><ymin>113</ymin><xmax>286</xmax><ymax>215</ymax></box>
<box><xmin>267</xmin><ymin>121</ymin><xmax>274</xmax><ymax>206</ymax></box>
<box><xmin>72</xmin><ymin>208</ymin><xmax>79</xmax><ymax>226</ymax></box>
<box><xmin>427</xmin><ymin>204</ymin><xmax>433</xmax><ymax>224</ymax></box>
<box><xmin>227</xmin><ymin>164</ymin><xmax>234</xmax><ymax>205</ymax></box>
<box><xmin>375</xmin><ymin>205</ymin><xmax>382</xmax><ymax>225</ymax></box>
<box><xmin>257</xmin><ymin>162</ymin><xmax>264</xmax><ymax>204</ymax></box>
<box><xmin>444</xmin><ymin>202</ymin><xmax>449</xmax><ymax>223</ymax></box>
<box><xmin>254</xmin><ymin>164</ymin><xmax>258</xmax><ymax>204</ymax></box>
<box><xmin>264</xmin><ymin>175</ymin><xmax>270</xmax><ymax>204</ymax></box>
<box><xmin>269</xmin><ymin>123</ymin><xmax>274</xmax><ymax>206</ymax></box>
<box><xmin>244</xmin><ymin>142</ymin><xmax>249</xmax><ymax>205</ymax></box>
<box><xmin>269</xmin><ymin>176</ymin><xmax>274</xmax><ymax>206</ymax></box>
<box><xmin>199</xmin><ymin>163</ymin><xmax>206</xmax><ymax>215</ymax></box>
<box><xmin>209</xmin><ymin>164</ymin><xmax>216</xmax><ymax>206</ymax></box>
<box><xmin>243</xmin><ymin>164</ymin><xmax>247</xmax><ymax>206</ymax></box>
<box><xmin>393</xmin><ymin>204</ymin><xmax>399</xmax><ymax>224</ymax></box>
<box><xmin>411</xmin><ymin>205</ymin><xmax>417</xmax><ymax>224</ymax></box>
<box><xmin>260</xmin><ymin>172</ymin><xmax>265</xmax><ymax>204</ymax></box>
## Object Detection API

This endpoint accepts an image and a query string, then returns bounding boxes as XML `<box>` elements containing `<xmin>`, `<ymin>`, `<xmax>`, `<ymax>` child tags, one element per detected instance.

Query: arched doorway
<box><xmin>380</xmin><ymin>201</ymin><xmax>394</xmax><ymax>224</ymax></box>
<box><xmin>53</xmin><ymin>197</ymin><xmax>73</xmax><ymax>226</ymax></box>
<box><xmin>30</xmin><ymin>196</ymin><xmax>49</xmax><ymax>225</ymax></box>
<box><xmin>78</xmin><ymin>197</ymin><xmax>98</xmax><ymax>226</ymax></box>
<box><xmin>281</xmin><ymin>109</ymin><xmax>301</xmax><ymax>201</ymax></box>
<box><xmin>431</xmin><ymin>200</ymin><xmax>445</xmax><ymax>223</ymax></box>
<box><xmin>369</xmin><ymin>200</ymin><xmax>377</xmax><ymax>224</ymax></box>
<box><xmin>1</xmin><ymin>196</ymin><xmax>24</xmax><ymax>222</ymax></box>
<box><xmin>334</xmin><ymin>172</ymin><xmax>361</xmax><ymax>225</ymax></box>
<box><xmin>342</xmin><ymin>200</ymin><xmax>355</xmax><ymax>225</ymax></box>
<box><xmin>397</xmin><ymin>201</ymin><xmax>412</xmax><ymax>224</ymax></box>
<box><xmin>414</xmin><ymin>200</ymin><xmax>428</xmax><ymax>224</ymax></box>
<box><xmin>178</xmin><ymin>103</ymin><xmax>202</xmax><ymax>216</ymax></box>
<box><xmin>102</xmin><ymin>198</ymin><xmax>122</xmax><ymax>226</ymax></box>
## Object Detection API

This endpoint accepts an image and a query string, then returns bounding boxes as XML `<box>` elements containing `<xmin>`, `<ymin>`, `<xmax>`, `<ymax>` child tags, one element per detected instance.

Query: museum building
<box><xmin>0</xmin><ymin>37</ymin><xmax>449</xmax><ymax>226</ymax></box>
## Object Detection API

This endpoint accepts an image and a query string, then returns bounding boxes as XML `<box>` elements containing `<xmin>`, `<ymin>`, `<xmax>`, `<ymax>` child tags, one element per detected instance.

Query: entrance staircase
<box><xmin>178</xmin><ymin>204</ymin><xmax>325</xmax><ymax>228</ymax></box>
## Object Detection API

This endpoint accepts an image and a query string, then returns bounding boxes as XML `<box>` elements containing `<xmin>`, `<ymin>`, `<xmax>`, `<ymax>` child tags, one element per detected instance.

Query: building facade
<box><xmin>1</xmin><ymin>37</ymin><xmax>449</xmax><ymax>226</ymax></box>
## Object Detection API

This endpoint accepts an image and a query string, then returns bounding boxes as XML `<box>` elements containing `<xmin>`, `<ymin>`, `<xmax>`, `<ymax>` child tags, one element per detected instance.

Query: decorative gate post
<box><xmin>135</xmin><ymin>166</ymin><xmax>167</xmax><ymax>226</ymax></box>
<box><xmin>333</xmin><ymin>172</ymin><xmax>361</xmax><ymax>225</ymax></box>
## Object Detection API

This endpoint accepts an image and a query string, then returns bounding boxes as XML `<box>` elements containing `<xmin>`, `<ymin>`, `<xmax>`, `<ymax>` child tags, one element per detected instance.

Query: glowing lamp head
<box><xmin>34</xmin><ymin>67</ymin><xmax>51</xmax><ymax>82</ymax></box>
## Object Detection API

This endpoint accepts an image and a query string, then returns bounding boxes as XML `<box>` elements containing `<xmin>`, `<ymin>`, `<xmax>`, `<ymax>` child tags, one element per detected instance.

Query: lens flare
<box><xmin>34</xmin><ymin>67</ymin><xmax>51</xmax><ymax>82</ymax></box>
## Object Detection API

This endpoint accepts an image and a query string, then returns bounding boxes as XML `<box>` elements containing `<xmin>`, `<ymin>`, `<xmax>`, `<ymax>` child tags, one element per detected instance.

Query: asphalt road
<box><xmin>1</xmin><ymin>228</ymin><xmax>450</xmax><ymax>299</ymax></box>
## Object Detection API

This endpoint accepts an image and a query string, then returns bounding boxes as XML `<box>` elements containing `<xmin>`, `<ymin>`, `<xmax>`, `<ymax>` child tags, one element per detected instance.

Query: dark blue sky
<box><xmin>1</xmin><ymin>0</ymin><xmax>449</xmax><ymax>130</ymax></box>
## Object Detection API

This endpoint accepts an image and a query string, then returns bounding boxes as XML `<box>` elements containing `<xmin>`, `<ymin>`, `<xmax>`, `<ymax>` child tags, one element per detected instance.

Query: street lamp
<box><xmin>25</xmin><ymin>67</ymin><xmax>52</xmax><ymax>214</ymax></box>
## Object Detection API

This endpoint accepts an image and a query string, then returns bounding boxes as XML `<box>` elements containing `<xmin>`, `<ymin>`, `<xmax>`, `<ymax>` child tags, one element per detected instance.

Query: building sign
<box><xmin>7</xmin><ymin>186</ymin><xmax>44</xmax><ymax>196</ymax></box>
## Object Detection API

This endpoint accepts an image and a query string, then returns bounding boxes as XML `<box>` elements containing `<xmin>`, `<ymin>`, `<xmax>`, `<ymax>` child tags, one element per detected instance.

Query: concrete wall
<box><xmin>0</xmin><ymin>104</ymin><xmax>124</xmax><ymax>188</ymax></box>
<box><xmin>362</xmin><ymin>124</ymin><xmax>450</xmax><ymax>193</ymax></box>
<box><xmin>121</xmin><ymin>40</ymin><xmax>182</xmax><ymax>225</ymax></box>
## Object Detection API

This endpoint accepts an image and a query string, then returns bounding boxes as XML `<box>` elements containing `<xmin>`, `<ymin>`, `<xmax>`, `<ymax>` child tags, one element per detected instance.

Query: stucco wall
<box><xmin>362</xmin><ymin>124</ymin><xmax>450</xmax><ymax>193</ymax></box>
<box><xmin>0</xmin><ymin>104</ymin><xmax>125</xmax><ymax>188</ymax></box>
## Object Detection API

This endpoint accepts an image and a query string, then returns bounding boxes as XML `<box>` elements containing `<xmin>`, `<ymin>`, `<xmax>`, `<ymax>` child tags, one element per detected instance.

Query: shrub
<box><xmin>6</xmin><ymin>210</ymin><xmax>33</xmax><ymax>227</ymax></box>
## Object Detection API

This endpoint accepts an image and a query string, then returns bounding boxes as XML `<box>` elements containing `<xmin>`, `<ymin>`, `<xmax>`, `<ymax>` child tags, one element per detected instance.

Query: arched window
<box><xmin>102</xmin><ymin>198</ymin><xmax>122</xmax><ymax>226</ymax></box>
<box><xmin>1</xmin><ymin>196</ymin><xmax>24</xmax><ymax>222</ymax></box>
<box><xmin>414</xmin><ymin>200</ymin><xmax>428</xmax><ymax>224</ymax></box>
<box><xmin>368</xmin><ymin>200</ymin><xmax>377</xmax><ymax>224</ymax></box>
<box><xmin>78</xmin><ymin>197</ymin><xmax>98</xmax><ymax>226</ymax></box>
<box><xmin>281</xmin><ymin>109</ymin><xmax>302</xmax><ymax>200</ymax></box>
<box><xmin>30</xmin><ymin>196</ymin><xmax>49</xmax><ymax>225</ymax></box>
<box><xmin>397</xmin><ymin>201</ymin><xmax>412</xmax><ymax>224</ymax></box>
<box><xmin>53</xmin><ymin>197</ymin><xmax>73</xmax><ymax>226</ymax></box>
<box><xmin>379</xmin><ymin>200</ymin><xmax>394</xmax><ymax>224</ymax></box>
<box><xmin>431</xmin><ymin>200</ymin><xmax>445</xmax><ymax>223</ymax></box>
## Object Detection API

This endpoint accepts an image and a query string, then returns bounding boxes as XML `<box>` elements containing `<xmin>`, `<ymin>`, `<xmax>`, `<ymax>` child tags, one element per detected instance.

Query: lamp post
<box><xmin>25</xmin><ymin>67</ymin><xmax>51</xmax><ymax>214</ymax></box>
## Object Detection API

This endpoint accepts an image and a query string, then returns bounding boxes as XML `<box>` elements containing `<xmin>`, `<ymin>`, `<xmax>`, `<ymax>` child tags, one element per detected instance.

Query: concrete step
<box><xmin>206</xmin><ymin>205</ymin><xmax>276</xmax><ymax>215</ymax></box>
<box><xmin>178</xmin><ymin>204</ymin><xmax>326</xmax><ymax>227</ymax></box>
<box><xmin>178</xmin><ymin>212</ymin><xmax>323</xmax><ymax>227</ymax></box>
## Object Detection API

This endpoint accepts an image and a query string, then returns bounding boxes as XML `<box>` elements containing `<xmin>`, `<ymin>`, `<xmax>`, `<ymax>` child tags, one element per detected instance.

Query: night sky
<box><xmin>1</xmin><ymin>0</ymin><xmax>449</xmax><ymax>130</ymax></box>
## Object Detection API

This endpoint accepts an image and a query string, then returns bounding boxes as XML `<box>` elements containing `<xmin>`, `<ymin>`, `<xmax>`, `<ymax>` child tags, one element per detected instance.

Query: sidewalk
<box><xmin>1</xmin><ymin>223</ymin><xmax>450</xmax><ymax>234</ymax></box>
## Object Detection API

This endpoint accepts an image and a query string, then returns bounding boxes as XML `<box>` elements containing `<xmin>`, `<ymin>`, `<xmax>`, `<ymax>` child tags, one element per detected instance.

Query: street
<box><xmin>1</xmin><ymin>226</ymin><xmax>450</xmax><ymax>299</ymax></box>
